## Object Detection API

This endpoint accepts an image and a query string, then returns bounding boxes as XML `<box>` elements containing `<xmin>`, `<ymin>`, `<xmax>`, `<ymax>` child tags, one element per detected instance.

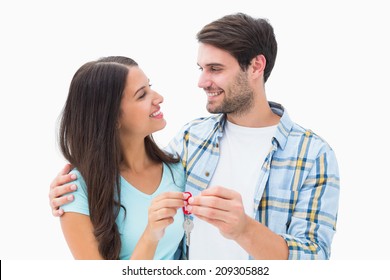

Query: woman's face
<box><xmin>118</xmin><ymin>66</ymin><xmax>166</xmax><ymax>139</ymax></box>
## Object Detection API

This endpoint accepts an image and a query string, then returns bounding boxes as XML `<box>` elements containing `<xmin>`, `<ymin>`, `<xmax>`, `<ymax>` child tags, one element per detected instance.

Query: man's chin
<box><xmin>206</xmin><ymin>104</ymin><xmax>223</xmax><ymax>114</ymax></box>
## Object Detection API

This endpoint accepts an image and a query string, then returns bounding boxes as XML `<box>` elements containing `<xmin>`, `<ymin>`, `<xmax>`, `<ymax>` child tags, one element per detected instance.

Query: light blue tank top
<box><xmin>61</xmin><ymin>162</ymin><xmax>185</xmax><ymax>259</ymax></box>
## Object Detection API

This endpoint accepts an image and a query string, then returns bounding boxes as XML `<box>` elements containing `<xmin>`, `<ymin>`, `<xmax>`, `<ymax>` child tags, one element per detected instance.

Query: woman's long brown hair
<box><xmin>59</xmin><ymin>56</ymin><xmax>179</xmax><ymax>259</ymax></box>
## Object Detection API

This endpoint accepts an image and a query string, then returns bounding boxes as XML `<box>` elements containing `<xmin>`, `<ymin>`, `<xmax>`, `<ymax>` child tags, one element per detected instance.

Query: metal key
<box><xmin>183</xmin><ymin>217</ymin><xmax>194</xmax><ymax>246</ymax></box>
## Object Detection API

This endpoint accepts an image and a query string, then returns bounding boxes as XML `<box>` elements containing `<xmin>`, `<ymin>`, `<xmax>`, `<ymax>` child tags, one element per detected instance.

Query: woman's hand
<box><xmin>130</xmin><ymin>191</ymin><xmax>186</xmax><ymax>259</ymax></box>
<box><xmin>145</xmin><ymin>191</ymin><xmax>186</xmax><ymax>241</ymax></box>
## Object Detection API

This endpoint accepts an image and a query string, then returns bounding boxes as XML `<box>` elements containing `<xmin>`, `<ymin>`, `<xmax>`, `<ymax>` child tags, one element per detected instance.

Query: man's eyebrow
<box><xmin>197</xmin><ymin>63</ymin><xmax>225</xmax><ymax>67</ymax></box>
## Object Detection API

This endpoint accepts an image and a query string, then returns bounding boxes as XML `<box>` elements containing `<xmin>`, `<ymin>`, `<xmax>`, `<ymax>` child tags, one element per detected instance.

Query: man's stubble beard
<box><xmin>206</xmin><ymin>71</ymin><xmax>254</xmax><ymax>117</ymax></box>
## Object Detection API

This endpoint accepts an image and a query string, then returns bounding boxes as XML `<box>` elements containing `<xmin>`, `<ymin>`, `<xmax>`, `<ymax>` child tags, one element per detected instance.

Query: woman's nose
<box><xmin>152</xmin><ymin>91</ymin><xmax>164</xmax><ymax>105</ymax></box>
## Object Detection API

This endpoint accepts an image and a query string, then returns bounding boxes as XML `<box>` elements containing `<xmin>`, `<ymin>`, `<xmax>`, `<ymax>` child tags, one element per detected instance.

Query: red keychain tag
<box><xmin>183</xmin><ymin>191</ymin><xmax>192</xmax><ymax>215</ymax></box>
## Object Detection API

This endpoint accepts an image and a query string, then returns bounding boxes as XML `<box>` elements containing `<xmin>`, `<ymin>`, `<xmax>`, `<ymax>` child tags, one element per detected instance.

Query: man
<box><xmin>50</xmin><ymin>13</ymin><xmax>340</xmax><ymax>260</ymax></box>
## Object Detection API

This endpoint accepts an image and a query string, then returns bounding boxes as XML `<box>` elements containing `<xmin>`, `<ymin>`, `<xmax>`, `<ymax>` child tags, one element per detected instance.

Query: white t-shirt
<box><xmin>189</xmin><ymin>121</ymin><xmax>277</xmax><ymax>260</ymax></box>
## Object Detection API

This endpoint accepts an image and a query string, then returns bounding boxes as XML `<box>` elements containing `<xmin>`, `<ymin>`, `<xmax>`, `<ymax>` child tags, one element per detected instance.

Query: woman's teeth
<box><xmin>150</xmin><ymin>110</ymin><xmax>161</xmax><ymax>117</ymax></box>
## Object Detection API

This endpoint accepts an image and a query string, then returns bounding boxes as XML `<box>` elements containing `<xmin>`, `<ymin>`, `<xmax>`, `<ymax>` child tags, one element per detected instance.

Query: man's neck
<box><xmin>226</xmin><ymin>101</ymin><xmax>280</xmax><ymax>128</ymax></box>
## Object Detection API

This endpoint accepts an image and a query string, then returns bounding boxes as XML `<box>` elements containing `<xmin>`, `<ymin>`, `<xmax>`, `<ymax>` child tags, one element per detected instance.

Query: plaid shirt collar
<box><xmin>212</xmin><ymin>101</ymin><xmax>293</xmax><ymax>150</ymax></box>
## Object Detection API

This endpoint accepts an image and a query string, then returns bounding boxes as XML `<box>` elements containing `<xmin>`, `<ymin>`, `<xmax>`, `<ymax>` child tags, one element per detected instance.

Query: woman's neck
<box><xmin>120</xmin><ymin>137</ymin><xmax>153</xmax><ymax>172</ymax></box>
<box><xmin>119</xmin><ymin>137</ymin><xmax>163</xmax><ymax>195</ymax></box>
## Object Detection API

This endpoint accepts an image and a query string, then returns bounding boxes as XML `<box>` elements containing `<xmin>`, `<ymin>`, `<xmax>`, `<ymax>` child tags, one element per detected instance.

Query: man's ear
<box><xmin>249</xmin><ymin>54</ymin><xmax>266</xmax><ymax>79</ymax></box>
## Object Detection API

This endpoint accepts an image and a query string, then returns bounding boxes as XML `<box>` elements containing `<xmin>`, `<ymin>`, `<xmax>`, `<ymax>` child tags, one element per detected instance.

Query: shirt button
<box><xmin>205</xmin><ymin>171</ymin><xmax>210</xmax><ymax>177</ymax></box>
<box><xmin>216</xmin><ymin>143</ymin><xmax>219</xmax><ymax>148</ymax></box>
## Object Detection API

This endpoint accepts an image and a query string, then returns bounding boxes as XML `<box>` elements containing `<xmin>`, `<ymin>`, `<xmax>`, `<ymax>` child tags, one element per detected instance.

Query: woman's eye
<box><xmin>138</xmin><ymin>92</ymin><xmax>146</xmax><ymax>99</ymax></box>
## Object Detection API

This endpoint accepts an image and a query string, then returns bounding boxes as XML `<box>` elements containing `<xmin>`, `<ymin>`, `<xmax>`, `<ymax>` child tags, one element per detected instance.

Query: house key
<box><xmin>183</xmin><ymin>192</ymin><xmax>193</xmax><ymax>246</ymax></box>
<box><xmin>183</xmin><ymin>217</ymin><xmax>194</xmax><ymax>246</ymax></box>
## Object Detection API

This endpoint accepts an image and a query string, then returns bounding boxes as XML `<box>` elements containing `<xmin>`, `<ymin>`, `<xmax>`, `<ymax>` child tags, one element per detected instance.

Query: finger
<box><xmin>149</xmin><ymin>207</ymin><xmax>179</xmax><ymax>223</ymax></box>
<box><xmin>193</xmin><ymin>213</ymin><xmax>222</xmax><ymax>227</ymax></box>
<box><xmin>58</xmin><ymin>163</ymin><xmax>73</xmax><ymax>176</ymax></box>
<box><xmin>49</xmin><ymin>183</ymin><xmax>77</xmax><ymax>200</ymax></box>
<box><xmin>187</xmin><ymin>204</ymin><xmax>229</xmax><ymax>222</ymax></box>
<box><xmin>148</xmin><ymin>218</ymin><xmax>174</xmax><ymax>236</ymax></box>
<box><xmin>51</xmin><ymin>195</ymin><xmax>74</xmax><ymax>209</ymax></box>
<box><xmin>193</xmin><ymin>214</ymin><xmax>237</xmax><ymax>239</ymax></box>
<box><xmin>200</xmin><ymin>186</ymin><xmax>238</xmax><ymax>199</ymax></box>
<box><xmin>52</xmin><ymin>208</ymin><xmax>65</xmax><ymax>217</ymax></box>
<box><xmin>154</xmin><ymin>217</ymin><xmax>174</xmax><ymax>228</ymax></box>
<box><xmin>150</xmin><ymin>198</ymin><xmax>185</xmax><ymax>212</ymax></box>
<box><xmin>50</xmin><ymin>173</ymin><xmax>77</xmax><ymax>190</ymax></box>
<box><xmin>153</xmin><ymin>191</ymin><xmax>187</xmax><ymax>203</ymax></box>
<box><xmin>188</xmin><ymin>195</ymin><xmax>230</xmax><ymax>211</ymax></box>
<box><xmin>150</xmin><ymin>192</ymin><xmax>187</xmax><ymax>209</ymax></box>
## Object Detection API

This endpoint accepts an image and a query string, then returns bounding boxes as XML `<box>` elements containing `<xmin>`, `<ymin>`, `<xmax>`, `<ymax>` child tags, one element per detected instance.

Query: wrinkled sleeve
<box><xmin>281</xmin><ymin>148</ymin><xmax>340</xmax><ymax>259</ymax></box>
<box><xmin>60</xmin><ymin>170</ymin><xmax>90</xmax><ymax>216</ymax></box>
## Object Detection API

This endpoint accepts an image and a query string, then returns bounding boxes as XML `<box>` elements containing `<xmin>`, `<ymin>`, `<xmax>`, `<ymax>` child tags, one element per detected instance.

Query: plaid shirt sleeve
<box><xmin>280</xmin><ymin>144</ymin><xmax>340</xmax><ymax>259</ymax></box>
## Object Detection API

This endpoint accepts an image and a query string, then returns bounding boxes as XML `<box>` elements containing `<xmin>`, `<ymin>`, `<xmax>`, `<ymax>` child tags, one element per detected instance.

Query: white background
<box><xmin>0</xmin><ymin>0</ymin><xmax>389</xmax><ymax>260</ymax></box>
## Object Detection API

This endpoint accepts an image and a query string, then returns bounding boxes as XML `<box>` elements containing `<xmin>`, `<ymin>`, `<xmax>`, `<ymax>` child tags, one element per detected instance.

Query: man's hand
<box><xmin>187</xmin><ymin>186</ymin><xmax>289</xmax><ymax>259</ymax></box>
<box><xmin>49</xmin><ymin>163</ymin><xmax>77</xmax><ymax>217</ymax></box>
<box><xmin>187</xmin><ymin>186</ymin><xmax>250</xmax><ymax>240</ymax></box>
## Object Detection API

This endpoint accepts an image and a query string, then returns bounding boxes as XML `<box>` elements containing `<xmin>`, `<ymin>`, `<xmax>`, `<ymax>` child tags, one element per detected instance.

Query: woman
<box><xmin>58</xmin><ymin>56</ymin><xmax>186</xmax><ymax>260</ymax></box>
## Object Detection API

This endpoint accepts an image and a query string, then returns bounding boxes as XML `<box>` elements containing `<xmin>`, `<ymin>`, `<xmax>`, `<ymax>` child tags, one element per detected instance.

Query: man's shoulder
<box><xmin>289</xmin><ymin>122</ymin><xmax>335</xmax><ymax>154</ymax></box>
<box><xmin>168</xmin><ymin>114</ymin><xmax>223</xmax><ymax>153</ymax></box>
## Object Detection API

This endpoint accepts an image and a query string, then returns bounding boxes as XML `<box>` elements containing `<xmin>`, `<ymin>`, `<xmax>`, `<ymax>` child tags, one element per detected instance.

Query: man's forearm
<box><xmin>235</xmin><ymin>215</ymin><xmax>289</xmax><ymax>260</ymax></box>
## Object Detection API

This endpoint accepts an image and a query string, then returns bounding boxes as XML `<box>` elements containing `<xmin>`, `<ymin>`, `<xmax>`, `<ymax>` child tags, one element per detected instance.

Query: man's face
<box><xmin>197</xmin><ymin>43</ymin><xmax>254</xmax><ymax>116</ymax></box>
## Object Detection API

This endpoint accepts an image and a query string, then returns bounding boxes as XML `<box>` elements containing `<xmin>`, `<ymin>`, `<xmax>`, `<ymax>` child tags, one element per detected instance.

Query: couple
<box><xmin>50</xmin><ymin>13</ymin><xmax>340</xmax><ymax>260</ymax></box>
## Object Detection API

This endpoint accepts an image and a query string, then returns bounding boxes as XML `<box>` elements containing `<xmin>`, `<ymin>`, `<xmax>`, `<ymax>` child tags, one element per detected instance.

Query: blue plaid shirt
<box><xmin>167</xmin><ymin>102</ymin><xmax>340</xmax><ymax>260</ymax></box>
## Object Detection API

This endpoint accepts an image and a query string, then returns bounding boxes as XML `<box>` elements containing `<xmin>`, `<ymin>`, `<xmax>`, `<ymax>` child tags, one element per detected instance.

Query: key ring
<box><xmin>183</xmin><ymin>191</ymin><xmax>192</xmax><ymax>215</ymax></box>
